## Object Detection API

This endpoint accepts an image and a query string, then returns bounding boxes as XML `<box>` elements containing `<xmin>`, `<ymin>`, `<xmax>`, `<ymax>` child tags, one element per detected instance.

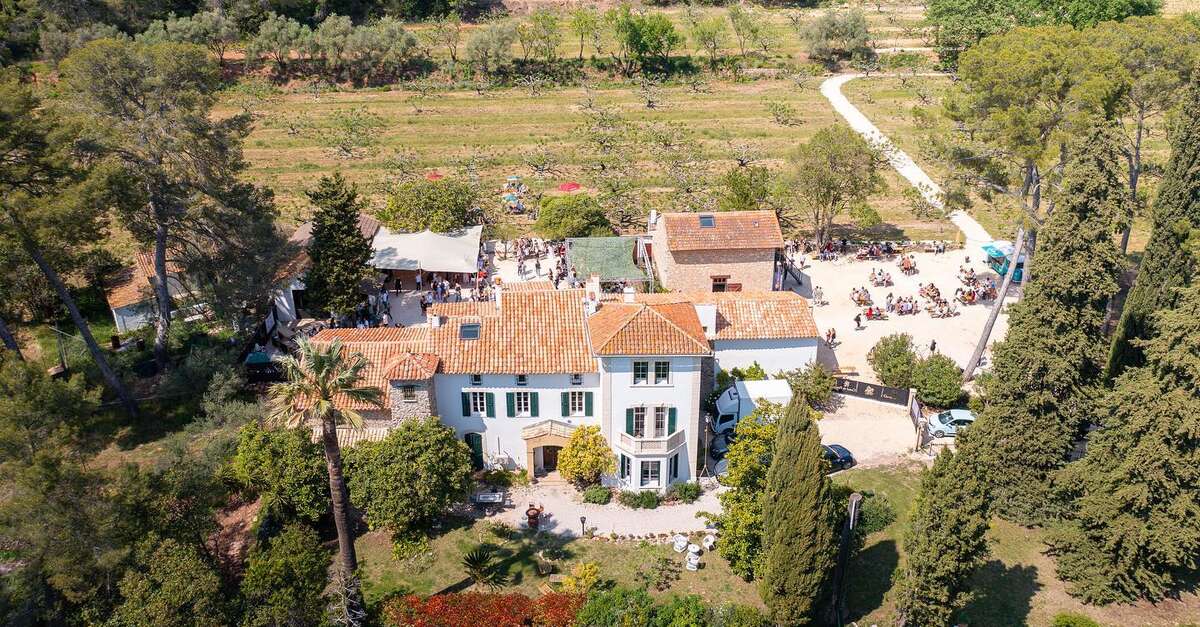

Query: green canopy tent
<box><xmin>566</xmin><ymin>236</ymin><xmax>651</xmax><ymax>285</ymax></box>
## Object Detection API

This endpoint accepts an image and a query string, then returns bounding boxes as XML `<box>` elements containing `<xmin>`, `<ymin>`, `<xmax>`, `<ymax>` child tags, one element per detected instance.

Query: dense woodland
<box><xmin>1</xmin><ymin>0</ymin><xmax>1199</xmax><ymax>625</ymax></box>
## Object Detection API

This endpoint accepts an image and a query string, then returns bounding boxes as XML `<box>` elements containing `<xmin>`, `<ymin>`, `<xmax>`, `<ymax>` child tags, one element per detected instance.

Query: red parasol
<box><xmin>425</xmin><ymin>171</ymin><xmax>445</xmax><ymax>181</ymax></box>
<box><xmin>557</xmin><ymin>181</ymin><xmax>582</xmax><ymax>192</ymax></box>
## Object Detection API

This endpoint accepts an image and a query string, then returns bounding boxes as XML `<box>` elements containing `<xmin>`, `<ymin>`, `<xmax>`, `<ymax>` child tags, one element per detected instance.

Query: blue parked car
<box><xmin>926</xmin><ymin>409</ymin><xmax>975</xmax><ymax>439</ymax></box>
<box><xmin>822</xmin><ymin>444</ymin><xmax>855</xmax><ymax>472</ymax></box>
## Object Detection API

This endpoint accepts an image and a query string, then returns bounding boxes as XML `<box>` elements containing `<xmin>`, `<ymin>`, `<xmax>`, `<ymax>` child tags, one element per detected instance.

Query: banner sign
<box><xmin>833</xmin><ymin>378</ymin><xmax>910</xmax><ymax>406</ymax></box>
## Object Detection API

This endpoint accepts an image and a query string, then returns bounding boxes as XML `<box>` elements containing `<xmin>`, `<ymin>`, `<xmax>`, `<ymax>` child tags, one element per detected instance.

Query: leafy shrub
<box><xmin>1052</xmin><ymin>613</ymin><xmax>1101</xmax><ymax>627</ymax></box>
<box><xmin>667</xmin><ymin>482</ymin><xmax>702</xmax><ymax>504</ymax></box>
<box><xmin>577</xmin><ymin>588</ymin><xmax>656</xmax><ymax>626</ymax></box>
<box><xmin>230</xmin><ymin>422</ymin><xmax>329</xmax><ymax>523</ymax></box>
<box><xmin>867</xmin><ymin>333</ymin><xmax>918</xmax><ymax>388</ymax></box>
<box><xmin>777</xmin><ymin>363</ymin><xmax>836</xmax><ymax>409</ymax></box>
<box><xmin>713</xmin><ymin>603</ymin><xmax>771</xmax><ymax>626</ymax></box>
<box><xmin>913</xmin><ymin>354</ymin><xmax>965</xmax><ymax>408</ymax></box>
<box><xmin>241</xmin><ymin>524</ymin><xmax>329</xmax><ymax>627</ymax></box>
<box><xmin>343</xmin><ymin>418</ymin><xmax>473</xmax><ymax>538</ymax></box>
<box><xmin>654</xmin><ymin>594</ymin><xmax>710</xmax><ymax>623</ymax></box>
<box><xmin>857</xmin><ymin>492</ymin><xmax>897</xmax><ymax>535</ymax></box>
<box><xmin>729</xmin><ymin>362</ymin><xmax>767</xmax><ymax>381</ymax></box>
<box><xmin>558</xmin><ymin>425</ymin><xmax>615</xmax><ymax>487</ymax></box>
<box><xmin>583</xmin><ymin>485</ymin><xmax>612</xmax><ymax>504</ymax></box>
<box><xmin>618</xmin><ymin>490</ymin><xmax>660</xmax><ymax>509</ymax></box>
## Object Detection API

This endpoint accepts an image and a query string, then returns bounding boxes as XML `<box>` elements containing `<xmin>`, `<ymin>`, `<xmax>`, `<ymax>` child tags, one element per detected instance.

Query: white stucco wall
<box><xmin>712</xmin><ymin>337</ymin><xmax>819</xmax><ymax>376</ymax></box>
<box><xmin>602</xmin><ymin>355</ymin><xmax>702</xmax><ymax>490</ymax></box>
<box><xmin>273</xmin><ymin>278</ymin><xmax>304</xmax><ymax>323</ymax></box>
<box><xmin>434</xmin><ymin>372</ymin><xmax>601</xmax><ymax>470</ymax></box>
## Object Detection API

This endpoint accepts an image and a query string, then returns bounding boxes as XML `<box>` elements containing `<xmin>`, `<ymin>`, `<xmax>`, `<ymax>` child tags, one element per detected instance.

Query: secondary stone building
<box><xmin>649</xmin><ymin>210</ymin><xmax>785</xmax><ymax>292</ymax></box>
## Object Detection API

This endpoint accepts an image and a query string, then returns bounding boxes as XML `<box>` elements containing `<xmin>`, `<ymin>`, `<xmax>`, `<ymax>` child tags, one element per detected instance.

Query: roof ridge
<box><xmin>645</xmin><ymin>303</ymin><xmax>710</xmax><ymax>353</ymax></box>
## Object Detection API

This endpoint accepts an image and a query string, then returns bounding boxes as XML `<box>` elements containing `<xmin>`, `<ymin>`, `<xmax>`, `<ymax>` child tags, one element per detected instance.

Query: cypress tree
<box><xmin>894</xmin><ymin>449</ymin><xmax>990</xmax><ymax>626</ymax></box>
<box><xmin>304</xmin><ymin>173</ymin><xmax>373</xmax><ymax>316</ymax></box>
<box><xmin>1106</xmin><ymin>87</ymin><xmax>1200</xmax><ymax>378</ymax></box>
<box><xmin>1050</xmin><ymin>281</ymin><xmax>1200</xmax><ymax>604</ymax></box>
<box><xmin>758</xmin><ymin>398</ymin><xmax>836</xmax><ymax>625</ymax></box>
<box><xmin>957</xmin><ymin>124</ymin><xmax>1124</xmax><ymax>524</ymax></box>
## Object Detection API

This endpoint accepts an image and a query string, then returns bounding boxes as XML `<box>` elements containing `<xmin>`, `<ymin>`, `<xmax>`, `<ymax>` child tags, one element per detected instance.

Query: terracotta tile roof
<box><xmin>503</xmin><ymin>280</ymin><xmax>555</xmax><ymax>291</ymax></box>
<box><xmin>105</xmin><ymin>252</ymin><xmax>185</xmax><ymax>309</ymax></box>
<box><xmin>427</xmin><ymin>301</ymin><xmax>497</xmax><ymax>317</ymax></box>
<box><xmin>276</xmin><ymin>213</ymin><xmax>382</xmax><ymax>283</ymax></box>
<box><xmin>631</xmin><ymin>290</ymin><xmax>819</xmax><ymax>340</ymax></box>
<box><xmin>307</xmin><ymin>328</ymin><xmax>434</xmax><ymax>409</ymax></box>
<box><xmin>311</xmin><ymin>327</ymin><xmax>431</xmax><ymax>345</ymax></box>
<box><xmin>587</xmin><ymin>301</ymin><xmax>712</xmax><ymax>356</ymax></box>
<box><xmin>660</xmin><ymin>210</ymin><xmax>784</xmax><ymax>252</ymax></box>
<box><xmin>312</xmin><ymin>427</ymin><xmax>391</xmax><ymax>448</ymax></box>
<box><xmin>431</xmin><ymin>288</ymin><xmax>597</xmax><ymax>374</ymax></box>
<box><xmin>383</xmin><ymin>352</ymin><xmax>440</xmax><ymax>380</ymax></box>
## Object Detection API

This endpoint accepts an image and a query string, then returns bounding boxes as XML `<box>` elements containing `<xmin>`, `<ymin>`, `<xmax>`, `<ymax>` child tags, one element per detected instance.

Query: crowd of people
<box><xmin>870</xmin><ymin>267</ymin><xmax>893</xmax><ymax>287</ymax></box>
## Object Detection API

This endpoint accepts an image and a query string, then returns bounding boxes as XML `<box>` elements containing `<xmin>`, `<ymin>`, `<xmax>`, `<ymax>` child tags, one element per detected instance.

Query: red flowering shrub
<box><xmin>383</xmin><ymin>591</ymin><xmax>585</xmax><ymax>627</ymax></box>
<box><xmin>532</xmin><ymin>592</ymin><xmax>586</xmax><ymax>627</ymax></box>
<box><xmin>384</xmin><ymin>592</ymin><xmax>535</xmax><ymax>627</ymax></box>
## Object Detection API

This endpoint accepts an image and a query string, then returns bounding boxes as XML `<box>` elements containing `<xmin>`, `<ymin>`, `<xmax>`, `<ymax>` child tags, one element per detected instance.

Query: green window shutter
<box><xmin>461</xmin><ymin>392</ymin><xmax>470</xmax><ymax>417</ymax></box>
<box><xmin>668</xmin><ymin>407</ymin><xmax>677</xmax><ymax>434</ymax></box>
<box><xmin>530</xmin><ymin>392</ymin><xmax>539</xmax><ymax>417</ymax></box>
<box><xmin>486</xmin><ymin>393</ymin><xmax>496</xmax><ymax>418</ymax></box>
<box><xmin>506</xmin><ymin>392</ymin><xmax>515</xmax><ymax>417</ymax></box>
<box><xmin>625</xmin><ymin>408</ymin><xmax>634</xmax><ymax>435</ymax></box>
<box><xmin>584</xmin><ymin>392</ymin><xmax>594</xmax><ymax>417</ymax></box>
<box><xmin>561</xmin><ymin>392</ymin><xmax>570</xmax><ymax>416</ymax></box>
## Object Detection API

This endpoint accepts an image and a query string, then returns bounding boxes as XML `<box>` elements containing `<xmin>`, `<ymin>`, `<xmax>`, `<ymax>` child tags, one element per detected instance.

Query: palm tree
<box><xmin>269</xmin><ymin>338</ymin><xmax>382</xmax><ymax>581</ymax></box>
<box><xmin>462</xmin><ymin>546</ymin><xmax>509</xmax><ymax>590</ymax></box>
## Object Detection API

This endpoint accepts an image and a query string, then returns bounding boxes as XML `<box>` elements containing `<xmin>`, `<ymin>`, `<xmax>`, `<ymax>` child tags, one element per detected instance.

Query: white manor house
<box><xmin>310</xmin><ymin>279</ymin><xmax>818</xmax><ymax>492</ymax></box>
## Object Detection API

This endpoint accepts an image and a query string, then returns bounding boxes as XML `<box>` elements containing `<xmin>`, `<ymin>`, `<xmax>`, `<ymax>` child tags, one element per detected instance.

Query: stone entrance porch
<box><xmin>521</xmin><ymin>420</ymin><xmax>576</xmax><ymax>480</ymax></box>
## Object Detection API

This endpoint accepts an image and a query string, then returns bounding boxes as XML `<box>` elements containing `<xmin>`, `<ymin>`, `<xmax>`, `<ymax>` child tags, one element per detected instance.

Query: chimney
<box><xmin>694</xmin><ymin>303</ymin><xmax>717</xmax><ymax>338</ymax></box>
<box><xmin>585</xmin><ymin>274</ymin><xmax>601</xmax><ymax>302</ymax></box>
<box><xmin>430</xmin><ymin>314</ymin><xmax>443</xmax><ymax>328</ymax></box>
<box><xmin>622</xmin><ymin>286</ymin><xmax>635</xmax><ymax>303</ymax></box>
<box><xmin>494</xmin><ymin>282</ymin><xmax>503</xmax><ymax>311</ymax></box>
<box><xmin>648</xmin><ymin>209</ymin><xmax>658</xmax><ymax>230</ymax></box>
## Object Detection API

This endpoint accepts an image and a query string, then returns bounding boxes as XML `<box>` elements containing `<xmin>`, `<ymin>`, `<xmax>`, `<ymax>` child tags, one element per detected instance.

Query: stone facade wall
<box><xmin>388</xmin><ymin>379</ymin><xmax>436</xmax><ymax>422</ymax></box>
<box><xmin>651</xmin><ymin>223</ymin><xmax>777</xmax><ymax>292</ymax></box>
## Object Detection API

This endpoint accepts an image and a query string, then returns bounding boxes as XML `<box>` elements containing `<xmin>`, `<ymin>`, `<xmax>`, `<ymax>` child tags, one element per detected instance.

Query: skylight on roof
<box><xmin>698</xmin><ymin>214</ymin><xmax>715</xmax><ymax>228</ymax></box>
<box><xmin>459</xmin><ymin>323</ymin><xmax>480</xmax><ymax>340</ymax></box>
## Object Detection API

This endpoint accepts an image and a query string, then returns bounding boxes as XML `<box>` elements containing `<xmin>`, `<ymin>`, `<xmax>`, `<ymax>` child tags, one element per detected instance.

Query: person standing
<box><xmin>854</xmin><ymin>313</ymin><xmax>863</xmax><ymax>330</ymax></box>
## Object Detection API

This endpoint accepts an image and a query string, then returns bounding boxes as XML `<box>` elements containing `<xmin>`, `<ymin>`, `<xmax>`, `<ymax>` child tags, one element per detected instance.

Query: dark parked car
<box><xmin>822</xmin><ymin>444</ymin><xmax>855</xmax><ymax>473</ymax></box>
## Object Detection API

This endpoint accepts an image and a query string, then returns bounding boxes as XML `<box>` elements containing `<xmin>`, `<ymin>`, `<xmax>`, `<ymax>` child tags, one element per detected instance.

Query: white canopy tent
<box><xmin>369</xmin><ymin>225</ymin><xmax>483</xmax><ymax>273</ymax></box>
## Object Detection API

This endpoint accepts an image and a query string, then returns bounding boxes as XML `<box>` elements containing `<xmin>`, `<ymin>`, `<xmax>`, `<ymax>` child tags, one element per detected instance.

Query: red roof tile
<box><xmin>631</xmin><ymin>290</ymin><xmax>819</xmax><ymax>340</ymax></box>
<box><xmin>587</xmin><ymin>301</ymin><xmax>712</xmax><ymax>356</ymax></box>
<box><xmin>660</xmin><ymin>210</ymin><xmax>784</xmax><ymax>252</ymax></box>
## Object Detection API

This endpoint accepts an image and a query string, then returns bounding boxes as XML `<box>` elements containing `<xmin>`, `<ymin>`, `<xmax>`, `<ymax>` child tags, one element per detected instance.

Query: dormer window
<box><xmin>698</xmin><ymin>214</ymin><xmax>715</xmax><ymax>228</ymax></box>
<box><xmin>460</xmin><ymin>323</ymin><xmax>481</xmax><ymax>340</ymax></box>
<box><xmin>516</xmin><ymin>374</ymin><xmax>528</xmax><ymax>386</ymax></box>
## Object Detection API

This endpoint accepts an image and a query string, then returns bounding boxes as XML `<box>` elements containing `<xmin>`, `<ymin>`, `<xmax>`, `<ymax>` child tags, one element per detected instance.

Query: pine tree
<box><xmin>304</xmin><ymin>173</ymin><xmax>373</xmax><ymax>316</ymax></box>
<box><xmin>1050</xmin><ymin>282</ymin><xmax>1200</xmax><ymax>604</ymax></box>
<box><xmin>894</xmin><ymin>449</ymin><xmax>991</xmax><ymax>626</ymax></box>
<box><xmin>1106</xmin><ymin>86</ymin><xmax>1200</xmax><ymax>378</ymax></box>
<box><xmin>757</xmin><ymin>398</ymin><xmax>835</xmax><ymax>624</ymax></box>
<box><xmin>957</xmin><ymin>124</ymin><xmax>1124</xmax><ymax>524</ymax></box>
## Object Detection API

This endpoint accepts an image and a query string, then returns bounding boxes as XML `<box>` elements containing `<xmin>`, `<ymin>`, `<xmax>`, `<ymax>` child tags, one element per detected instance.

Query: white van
<box><xmin>712</xmin><ymin>379</ymin><xmax>794</xmax><ymax>434</ymax></box>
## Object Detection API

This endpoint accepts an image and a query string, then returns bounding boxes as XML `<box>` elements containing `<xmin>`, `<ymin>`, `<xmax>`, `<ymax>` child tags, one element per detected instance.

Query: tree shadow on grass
<box><xmin>960</xmin><ymin>561</ymin><xmax>1040</xmax><ymax>626</ymax></box>
<box><xmin>845</xmin><ymin>538</ymin><xmax>899</xmax><ymax>622</ymax></box>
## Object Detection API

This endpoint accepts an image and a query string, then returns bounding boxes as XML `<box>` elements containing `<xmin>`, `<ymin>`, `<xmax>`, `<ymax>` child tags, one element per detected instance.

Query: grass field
<box><xmin>842</xmin><ymin>76</ymin><xmax>1165</xmax><ymax>252</ymax></box>
<box><xmin>223</xmin><ymin>76</ymin><xmax>956</xmax><ymax>241</ymax></box>
<box><xmin>354</xmin><ymin>464</ymin><xmax>1200</xmax><ymax>625</ymax></box>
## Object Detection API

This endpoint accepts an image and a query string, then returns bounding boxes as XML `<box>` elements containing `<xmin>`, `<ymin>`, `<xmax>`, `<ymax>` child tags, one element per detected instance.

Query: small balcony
<box><xmin>617</xmin><ymin>430</ymin><xmax>686</xmax><ymax>455</ymax></box>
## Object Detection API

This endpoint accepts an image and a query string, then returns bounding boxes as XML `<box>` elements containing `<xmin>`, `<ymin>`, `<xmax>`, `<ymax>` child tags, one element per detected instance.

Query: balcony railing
<box><xmin>617</xmin><ymin>430</ymin><xmax>686</xmax><ymax>455</ymax></box>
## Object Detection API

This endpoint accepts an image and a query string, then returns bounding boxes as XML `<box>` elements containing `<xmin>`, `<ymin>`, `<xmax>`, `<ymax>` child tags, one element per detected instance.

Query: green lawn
<box><xmin>355</xmin><ymin>518</ymin><xmax>762</xmax><ymax>607</ymax></box>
